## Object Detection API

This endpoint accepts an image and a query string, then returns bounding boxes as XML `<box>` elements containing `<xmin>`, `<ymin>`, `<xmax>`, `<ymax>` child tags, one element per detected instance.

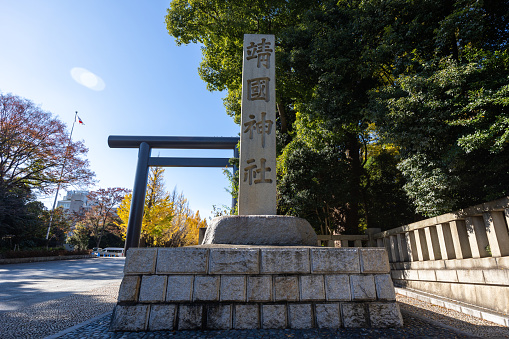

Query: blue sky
<box><xmin>0</xmin><ymin>1</ymin><xmax>239</xmax><ymax>220</ymax></box>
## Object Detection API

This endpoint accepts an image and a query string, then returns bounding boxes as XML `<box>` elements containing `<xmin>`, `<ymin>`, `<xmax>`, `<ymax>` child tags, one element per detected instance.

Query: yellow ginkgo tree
<box><xmin>116</xmin><ymin>167</ymin><xmax>207</xmax><ymax>247</ymax></box>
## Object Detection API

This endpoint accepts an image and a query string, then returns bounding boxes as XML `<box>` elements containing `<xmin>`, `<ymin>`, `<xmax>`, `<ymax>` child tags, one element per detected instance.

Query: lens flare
<box><xmin>70</xmin><ymin>67</ymin><xmax>105</xmax><ymax>91</ymax></box>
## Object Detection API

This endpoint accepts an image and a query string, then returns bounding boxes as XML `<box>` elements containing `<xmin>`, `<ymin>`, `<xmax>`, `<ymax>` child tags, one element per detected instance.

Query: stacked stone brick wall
<box><xmin>110</xmin><ymin>246</ymin><xmax>402</xmax><ymax>331</ymax></box>
<box><xmin>391</xmin><ymin>256</ymin><xmax>509</xmax><ymax>314</ymax></box>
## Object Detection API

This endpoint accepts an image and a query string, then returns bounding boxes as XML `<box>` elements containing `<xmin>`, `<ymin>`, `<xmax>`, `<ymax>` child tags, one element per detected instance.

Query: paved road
<box><xmin>0</xmin><ymin>257</ymin><xmax>125</xmax><ymax>312</ymax></box>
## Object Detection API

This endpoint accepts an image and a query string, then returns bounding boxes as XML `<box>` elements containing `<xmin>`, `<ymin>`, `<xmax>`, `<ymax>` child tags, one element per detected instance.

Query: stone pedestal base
<box><xmin>202</xmin><ymin>216</ymin><xmax>318</xmax><ymax>246</ymax></box>
<box><xmin>110</xmin><ymin>246</ymin><xmax>403</xmax><ymax>331</ymax></box>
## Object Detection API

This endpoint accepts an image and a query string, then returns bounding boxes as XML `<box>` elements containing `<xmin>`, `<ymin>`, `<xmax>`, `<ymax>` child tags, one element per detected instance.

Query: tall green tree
<box><xmin>0</xmin><ymin>188</ymin><xmax>46</xmax><ymax>248</ymax></box>
<box><xmin>166</xmin><ymin>0</ymin><xmax>509</xmax><ymax>232</ymax></box>
<box><xmin>276</xmin><ymin>1</ymin><xmax>389</xmax><ymax>233</ymax></box>
<box><xmin>166</xmin><ymin>0</ymin><xmax>318</xmax><ymax>124</ymax></box>
<box><xmin>371</xmin><ymin>1</ymin><xmax>509</xmax><ymax>216</ymax></box>
<box><xmin>277</xmin><ymin>114</ymin><xmax>351</xmax><ymax>234</ymax></box>
<box><xmin>166</xmin><ymin>0</ymin><xmax>419</xmax><ymax>233</ymax></box>
<box><xmin>373</xmin><ymin>49</ymin><xmax>509</xmax><ymax>216</ymax></box>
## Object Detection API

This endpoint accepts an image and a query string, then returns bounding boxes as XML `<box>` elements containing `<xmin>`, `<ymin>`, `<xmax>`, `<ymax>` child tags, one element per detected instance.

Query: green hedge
<box><xmin>0</xmin><ymin>248</ymin><xmax>91</xmax><ymax>259</ymax></box>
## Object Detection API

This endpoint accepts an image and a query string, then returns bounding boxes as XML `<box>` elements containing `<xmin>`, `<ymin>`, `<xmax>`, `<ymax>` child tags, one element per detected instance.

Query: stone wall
<box><xmin>110</xmin><ymin>246</ymin><xmax>402</xmax><ymax>331</ymax></box>
<box><xmin>391</xmin><ymin>256</ymin><xmax>509</xmax><ymax>314</ymax></box>
<box><xmin>369</xmin><ymin>197</ymin><xmax>509</xmax><ymax>316</ymax></box>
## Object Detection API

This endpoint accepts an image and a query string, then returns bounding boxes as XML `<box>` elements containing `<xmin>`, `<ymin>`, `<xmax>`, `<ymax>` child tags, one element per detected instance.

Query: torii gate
<box><xmin>108</xmin><ymin>135</ymin><xmax>239</xmax><ymax>251</ymax></box>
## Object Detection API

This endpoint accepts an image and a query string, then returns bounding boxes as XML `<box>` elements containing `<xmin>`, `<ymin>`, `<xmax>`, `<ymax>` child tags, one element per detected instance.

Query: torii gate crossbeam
<box><xmin>108</xmin><ymin>135</ymin><xmax>239</xmax><ymax>251</ymax></box>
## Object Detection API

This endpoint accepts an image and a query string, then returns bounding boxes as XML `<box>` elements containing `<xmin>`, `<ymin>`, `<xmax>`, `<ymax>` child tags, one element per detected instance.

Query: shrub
<box><xmin>0</xmin><ymin>248</ymin><xmax>91</xmax><ymax>259</ymax></box>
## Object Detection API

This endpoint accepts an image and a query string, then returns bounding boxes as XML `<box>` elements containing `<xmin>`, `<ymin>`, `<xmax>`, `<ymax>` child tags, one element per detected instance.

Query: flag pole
<box><xmin>45</xmin><ymin>111</ymin><xmax>79</xmax><ymax>240</ymax></box>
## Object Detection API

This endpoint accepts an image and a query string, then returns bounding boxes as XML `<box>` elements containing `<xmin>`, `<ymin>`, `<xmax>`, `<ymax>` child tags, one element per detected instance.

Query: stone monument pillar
<box><xmin>110</xmin><ymin>34</ymin><xmax>403</xmax><ymax>332</ymax></box>
<box><xmin>201</xmin><ymin>34</ymin><xmax>317</xmax><ymax>246</ymax></box>
<box><xmin>238</xmin><ymin>34</ymin><xmax>277</xmax><ymax>215</ymax></box>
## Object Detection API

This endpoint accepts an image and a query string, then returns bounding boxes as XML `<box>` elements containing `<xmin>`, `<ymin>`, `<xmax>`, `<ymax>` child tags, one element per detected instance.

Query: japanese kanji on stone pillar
<box><xmin>238</xmin><ymin>34</ymin><xmax>276</xmax><ymax>215</ymax></box>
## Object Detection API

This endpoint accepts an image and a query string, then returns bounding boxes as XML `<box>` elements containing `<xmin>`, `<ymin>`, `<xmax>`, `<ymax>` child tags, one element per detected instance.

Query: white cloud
<box><xmin>70</xmin><ymin>67</ymin><xmax>105</xmax><ymax>91</ymax></box>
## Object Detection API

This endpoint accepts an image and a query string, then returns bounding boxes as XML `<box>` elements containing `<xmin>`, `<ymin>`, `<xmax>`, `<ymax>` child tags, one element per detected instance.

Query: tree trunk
<box><xmin>344</xmin><ymin>133</ymin><xmax>361</xmax><ymax>235</ymax></box>
<box><xmin>444</xmin><ymin>0</ymin><xmax>460</xmax><ymax>61</ymax></box>
<box><xmin>276</xmin><ymin>99</ymin><xmax>288</xmax><ymax>133</ymax></box>
<box><xmin>96</xmin><ymin>218</ymin><xmax>107</xmax><ymax>248</ymax></box>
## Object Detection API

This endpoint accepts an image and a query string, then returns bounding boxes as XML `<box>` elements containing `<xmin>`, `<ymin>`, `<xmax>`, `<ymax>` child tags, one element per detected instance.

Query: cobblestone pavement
<box><xmin>3</xmin><ymin>279</ymin><xmax>508</xmax><ymax>339</ymax></box>
<box><xmin>397</xmin><ymin>294</ymin><xmax>509</xmax><ymax>338</ymax></box>
<box><xmin>0</xmin><ymin>257</ymin><xmax>125</xmax><ymax>312</ymax></box>
<box><xmin>57</xmin><ymin>311</ymin><xmax>477</xmax><ymax>338</ymax></box>
<box><xmin>1</xmin><ymin>282</ymin><xmax>120</xmax><ymax>339</ymax></box>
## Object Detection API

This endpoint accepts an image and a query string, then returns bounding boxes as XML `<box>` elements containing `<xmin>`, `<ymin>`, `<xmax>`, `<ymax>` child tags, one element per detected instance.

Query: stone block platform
<box><xmin>110</xmin><ymin>246</ymin><xmax>403</xmax><ymax>331</ymax></box>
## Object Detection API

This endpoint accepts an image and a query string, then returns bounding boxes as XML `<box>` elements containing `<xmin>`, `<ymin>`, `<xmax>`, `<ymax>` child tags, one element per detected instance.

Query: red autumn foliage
<box><xmin>0</xmin><ymin>92</ymin><xmax>95</xmax><ymax>194</ymax></box>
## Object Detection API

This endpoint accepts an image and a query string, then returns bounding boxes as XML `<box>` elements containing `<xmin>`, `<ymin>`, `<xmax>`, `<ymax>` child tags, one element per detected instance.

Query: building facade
<box><xmin>57</xmin><ymin>190</ymin><xmax>90</xmax><ymax>213</ymax></box>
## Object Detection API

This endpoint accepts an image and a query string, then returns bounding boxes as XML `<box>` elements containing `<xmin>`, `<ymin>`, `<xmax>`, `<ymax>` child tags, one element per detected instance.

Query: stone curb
<box><xmin>395</xmin><ymin>287</ymin><xmax>509</xmax><ymax>327</ymax></box>
<box><xmin>0</xmin><ymin>254</ymin><xmax>95</xmax><ymax>265</ymax></box>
